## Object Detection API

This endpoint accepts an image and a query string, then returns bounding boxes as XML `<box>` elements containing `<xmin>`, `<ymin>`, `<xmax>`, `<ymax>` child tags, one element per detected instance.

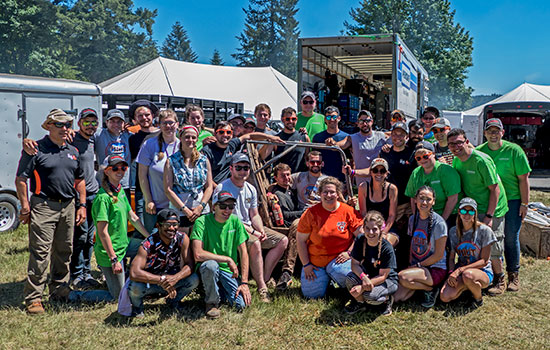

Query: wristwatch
<box><xmin>485</xmin><ymin>213</ymin><xmax>494</xmax><ymax>219</ymax></box>
<box><xmin>199</xmin><ymin>202</ymin><xmax>207</xmax><ymax>209</ymax></box>
<box><xmin>77</xmin><ymin>202</ymin><xmax>86</xmax><ymax>208</ymax></box>
<box><xmin>110</xmin><ymin>256</ymin><xmax>118</xmax><ymax>265</ymax></box>
<box><xmin>160</xmin><ymin>275</ymin><xmax>166</xmax><ymax>283</ymax></box>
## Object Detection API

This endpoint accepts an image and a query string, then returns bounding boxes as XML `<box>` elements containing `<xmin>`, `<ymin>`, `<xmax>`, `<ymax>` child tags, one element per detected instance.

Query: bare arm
<box><xmin>163</xmin><ymin>159</ymin><xmax>195</xmax><ymax>218</ymax></box>
<box><xmin>129</xmin><ymin>210</ymin><xmax>149</xmax><ymax>238</ymax></box>
<box><xmin>74</xmin><ymin>178</ymin><xmax>87</xmax><ymax>226</ymax></box>
<box><xmin>15</xmin><ymin>176</ymin><xmax>30</xmax><ymax>224</ymax></box>
<box><xmin>358</xmin><ymin>182</ymin><xmax>367</xmax><ymax>217</ymax></box>
<box><xmin>96</xmin><ymin>221</ymin><xmax>123</xmax><ymax>273</ymax></box>
<box><xmin>370</xmin><ymin>268</ymin><xmax>391</xmax><ymax>287</ymax></box>
<box><xmin>327</xmin><ymin>135</ymin><xmax>352</xmax><ymax>149</ymax></box>
<box><xmin>442</xmin><ymin>193</ymin><xmax>459</xmax><ymax>221</ymax></box>
<box><xmin>296</xmin><ymin>232</ymin><xmax>311</xmax><ymax>266</ymax></box>
<box><xmin>484</xmin><ymin>183</ymin><xmax>499</xmax><ymax>225</ymax></box>
<box><xmin>249</xmin><ymin>207</ymin><xmax>265</xmax><ymax>233</ymax></box>
<box><xmin>236</xmin><ymin>242</ymin><xmax>251</xmax><ymax>305</ymax></box>
<box><xmin>138</xmin><ymin>163</ymin><xmax>156</xmax><ymax>214</ymax></box>
<box><xmin>518</xmin><ymin>173</ymin><xmax>530</xmax><ymax>219</ymax></box>
<box><xmin>383</xmin><ymin>184</ymin><xmax>398</xmax><ymax>233</ymax></box>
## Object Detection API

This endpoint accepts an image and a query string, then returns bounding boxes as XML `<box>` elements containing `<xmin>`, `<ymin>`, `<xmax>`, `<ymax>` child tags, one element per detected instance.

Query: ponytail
<box><xmin>101</xmin><ymin>171</ymin><xmax>118</xmax><ymax>203</ymax></box>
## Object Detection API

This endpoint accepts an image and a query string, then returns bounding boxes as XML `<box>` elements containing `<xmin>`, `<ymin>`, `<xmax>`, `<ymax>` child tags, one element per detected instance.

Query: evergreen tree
<box><xmin>345</xmin><ymin>0</ymin><xmax>473</xmax><ymax>110</ymax></box>
<box><xmin>161</xmin><ymin>21</ymin><xmax>197</xmax><ymax>63</ymax></box>
<box><xmin>233</xmin><ymin>0</ymin><xmax>300</xmax><ymax>79</ymax></box>
<box><xmin>210</xmin><ymin>49</ymin><xmax>224</xmax><ymax>65</ymax></box>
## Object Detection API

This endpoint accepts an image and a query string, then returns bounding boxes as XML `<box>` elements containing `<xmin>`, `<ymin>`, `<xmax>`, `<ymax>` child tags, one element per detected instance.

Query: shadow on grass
<box><xmin>0</xmin><ymin>280</ymin><xmax>26</xmax><ymax>308</ymax></box>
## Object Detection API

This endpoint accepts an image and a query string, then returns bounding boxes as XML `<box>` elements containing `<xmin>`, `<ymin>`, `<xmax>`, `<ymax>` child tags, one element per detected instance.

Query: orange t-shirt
<box><xmin>297</xmin><ymin>202</ymin><xmax>363</xmax><ymax>267</ymax></box>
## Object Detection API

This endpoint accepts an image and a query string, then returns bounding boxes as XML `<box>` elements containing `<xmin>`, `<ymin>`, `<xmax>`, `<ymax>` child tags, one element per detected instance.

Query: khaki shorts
<box><xmin>247</xmin><ymin>227</ymin><xmax>286</xmax><ymax>249</ymax></box>
<box><xmin>478</xmin><ymin>214</ymin><xmax>505</xmax><ymax>259</ymax></box>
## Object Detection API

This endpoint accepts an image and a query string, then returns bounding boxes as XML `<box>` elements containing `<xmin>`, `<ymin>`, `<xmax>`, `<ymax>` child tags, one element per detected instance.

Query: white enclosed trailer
<box><xmin>0</xmin><ymin>74</ymin><xmax>101</xmax><ymax>232</ymax></box>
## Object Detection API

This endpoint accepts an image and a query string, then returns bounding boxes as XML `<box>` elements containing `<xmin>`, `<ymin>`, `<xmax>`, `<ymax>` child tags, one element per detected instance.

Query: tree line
<box><xmin>0</xmin><ymin>0</ymin><xmax>474</xmax><ymax>110</ymax></box>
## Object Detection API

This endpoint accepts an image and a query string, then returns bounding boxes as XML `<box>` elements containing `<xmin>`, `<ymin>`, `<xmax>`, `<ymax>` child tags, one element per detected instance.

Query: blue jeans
<box><xmin>70</xmin><ymin>194</ymin><xmax>96</xmax><ymax>279</ymax></box>
<box><xmin>128</xmin><ymin>273</ymin><xmax>199</xmax><ymax>314</ymax></box>
<box><xmin>134</xmin><ymin>189</ymin><xmax>144</xmax><ymax>223</ymax></box>
<box><xmin>143</xmin><ymin>211</ymin><xmax>158</xmax><ymax>235</ymax></box>
<box><xmin>199</xmin><ymin>260</ymin><xmax>245</xmax><ymax>309</ymax></box>
<box><xmin>300</xmin><ymin>257</ymin><xmax>352</xmax><ymax>299</ymax></box>
<box><xmin>504</xmin><ymin>199</ymin><xmax>522</xmax><ymax>272</ymax></box>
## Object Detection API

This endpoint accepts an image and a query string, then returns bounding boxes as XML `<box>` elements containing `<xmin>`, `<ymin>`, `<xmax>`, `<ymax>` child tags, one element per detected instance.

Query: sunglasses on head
<box><xmin>110</xmin><ymin>165</ymin><xmax>128</xmax><ymax>172</ymax></box>
<box><xmin>325</xmin><ymin>115</ymin><xmax>339</xmax><ymax>121</ymax></box>
<box><xmin>81</xmin><ymin>120</ymin><xmax>98</xmax><ymax>127</ymax></box>
<box><xmin>358</xmin><ymin>118</ymin><xmax>372</xmax><ymax>124</ymax></box>
<box><xmin>218</xmin><ymin>203</ymin><xmax>235</xmax><ymax>210</ymax></box>
<box><xmin>371</xmin><ymin>167</ymin><xmax>387</xmax><ymax>174</ymax></box>
<box><xmin>284</xmin><ymin>117</ymin><xmax>298</xmax><ymax>122</ymax></box>
<box><xmin>415</xmin><ymin>152</ymin><xmax>433</xmax><ymax>161</ymax></box>
<box><xmin>391</xmin><ymin>115</ymin><xmax>403</xmax><ymax>122</ymax></box>
<box><xmin>459</xmin><ymin>208</ymin><xmax>476</xmax><ymax>216</ymax></box>
<box><xmin>52</xmin><ymin>121</ymin><xmax>72</xmax><ymax>129</ymax></box>
<box><xmin>302</xmin><ymin>100</ymin><xmax>314</xmax><ymax>105</ymax></box>
<box><xmin>216</xmin><ymin>130</ymin><xmax>233</xmax><ymax>136</ymax></box>
<box><xmin>234</xmin><ymin>165</ymin><xmax>250</xmax><ymax>171</ymax></box>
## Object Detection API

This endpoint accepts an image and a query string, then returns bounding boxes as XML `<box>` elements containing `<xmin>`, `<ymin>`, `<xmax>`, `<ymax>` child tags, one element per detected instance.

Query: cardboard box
<box><xmin>520</xmin><ymin>221</ymin><xmax>550</xmax><ymax>258</ymax></box>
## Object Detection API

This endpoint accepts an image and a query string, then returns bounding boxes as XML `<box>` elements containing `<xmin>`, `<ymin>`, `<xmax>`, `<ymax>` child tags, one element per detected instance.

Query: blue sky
<box><xmin>133</xmin><ymin>0</ymin><xmax>550</xmax><ymax>95</ymax></box>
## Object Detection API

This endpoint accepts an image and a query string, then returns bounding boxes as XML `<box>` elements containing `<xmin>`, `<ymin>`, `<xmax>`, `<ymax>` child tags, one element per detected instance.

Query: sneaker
<box><xmin>26</xmin><ymin>300</ymin><xmax>45</xmax><ymax>315</ymax></box>
<box><xmin>488</xmin><ymin>273</ymin><xmax>506</xmax><ymax>296</ymax></box>
<box><xmin>49</xmin><ymin>284</ymin><xmax>72</xmax><ymax>302</ymax></box>
<box><xmin>507</xmin><ymin>272</ymin><xmax>520</xmax><ymax>292</ymax></box>
<box><xmin>381</xmin><ymin>295</ymin><xmax>394</xmax><ymax>316</ymax></box>
<box><xmin>258</xmin><ymin>287</ymin><xmax>272</xmax><ymax>303</ymax></box>
<box><xmin>71</xmin><ymin>276</ymin><xmax>86</xmax><ymax>290</ymax></box>
<box><xmin>276</xmin><ymin>271</ymin><xmax>293</xmax><ymax>291</ymax></box>
<box><xmin>83</xmin><ymin>274</ymin><xmax>101</xmax><ymax>288</ymax></box>
<box><xmin>421</xmin><ymin>287</ymin><xmax>439</xmax><ymax>308</ymax></box>
<box><xmin>205</xmin><ymin>303</ymin><xmax>220</xmax><ymax>319</ymax></box>
<box><xmin>344</xmin><ymin>299</ymin><xmax>366</xmax><ymax>315</ymax></box>
<box><xmin>469</xmin><ymin>298</ymin><xmax>483</xmax><ymax>309</ymax></box>
<box><xmin>266</xmin><ymin>278</ymin><xmax>277</xmax><ymax>290</ymax></box>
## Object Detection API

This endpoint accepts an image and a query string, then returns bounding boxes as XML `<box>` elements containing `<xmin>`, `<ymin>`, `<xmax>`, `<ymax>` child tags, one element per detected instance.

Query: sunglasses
<box><xmin>81</xmin><ymin>120</ymin><xmax>98</xmax><ymax>127</ymax></box>
<box><xmin>284</xmin><ymin>117</ymin><xmax>298</xmax><ymax>122</ymax></box>
<box><xmin>459</xmin><ymin>208</ymin><xmax>476</xmax><ymax>216</ymax></box>
<box><xmin>161</xmin><ymin>120</ymin><xmax>177</xmax><ymax>127</ymax></box>
<box><xmin>111</xmin><ymin>165</ymin><xmax>128</xmax><ymax>172</ymax></box>
<box><xmin>432</xmin><ymin>127</ymin><xmax>449</xmax><ymax>133</ymax></box>
<box><xmin>325</xmin><ymin>115</ymin><xmax>339</xmax><ymax>121</ymax></box>
<box><xmin>371</xmin><ymin>168</ymin><xmax>387</xmax><ymax>174</ymax></box>
<box><xmin>218</xmin><ymin>203</ymin><xmax>235</xmax><ymax>210</ymax></box>
<box><xmin>234</xmin><ymin>165</ymin><xmax>250</xmax><ymax>171</ymax></box>
<box><xmin>308</xmin><ymin>160</ymin><xmax>322</xmax><ymax>165</ymax></box>
<box><xmin>415</xmin><ymin>152</ymin><xmax>433</xmax><ymax>161</ymax></box>
<box><xmin>52</xmin><ymin>122</ymin><xmax>72</xmax><ymax>129</ymax></box>
<box><xmin>391</xmin><ymin>115</ymin><xmax>403</xmax><ymax>122</ymax></box>
<box><xmin>244</xmin><ymin>124</ymin><xmax>255</xmax><ymax>129</ymax></box>
<box><xmin>302</xmin><ymin>100</ymin><xmax>314</xmax><ymax>105</ymax></box>
<box><xmin>216</xmin><ymin>130</ymin><xmax>233</xmax><ymax>136</ymax></box>
<box><xmin>358</xmin><ymin>118</ymin><xmax>372</xmax><ymax>124</ymax></box>
<box><xmin>161</xmin><ymin>222</ymin><xmax>179</xmax><ymax>228</ymax></box>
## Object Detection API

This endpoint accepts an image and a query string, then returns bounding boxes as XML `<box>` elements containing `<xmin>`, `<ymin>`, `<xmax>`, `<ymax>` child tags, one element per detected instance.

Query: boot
<box><xmin>487</xmin><ymin>273</ymin><xmax>506</xmax><ymax>296</ymax></box>
<box><xmin>507</xmin><ymin>271</ymin><xmax>520</xmax><ymax>292</ymax></box>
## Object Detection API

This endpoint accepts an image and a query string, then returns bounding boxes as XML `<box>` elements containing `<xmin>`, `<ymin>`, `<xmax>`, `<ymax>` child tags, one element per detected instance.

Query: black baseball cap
<box><xmin>156</xmin><ymin>208</ymin><xmax>180</xmax><ymax>224</ymax></box>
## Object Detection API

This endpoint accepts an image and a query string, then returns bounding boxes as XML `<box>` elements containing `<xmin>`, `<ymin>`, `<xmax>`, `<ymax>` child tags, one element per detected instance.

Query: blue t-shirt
<box><xmin>312</xmin><ymin>130</ymin><xmax>349</xmax><ymax>181</ymax></box>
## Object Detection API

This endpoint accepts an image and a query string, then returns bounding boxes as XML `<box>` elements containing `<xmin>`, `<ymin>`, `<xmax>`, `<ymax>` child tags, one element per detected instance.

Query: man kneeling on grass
<box><xmin>128</xmin><ymin>209</ymin><xmax>199</xmax><ymax>317</ymax></box>
<box><xmin>190</xmin><ymin>192</ymin><xmax>251</xmax><ymax>319</ymax></box>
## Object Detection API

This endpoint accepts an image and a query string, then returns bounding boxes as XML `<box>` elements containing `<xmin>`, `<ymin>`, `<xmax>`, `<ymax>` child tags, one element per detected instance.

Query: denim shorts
<box><xmin>482</xmin><ymin>267</ymin><xmax>494</xmax><ymax>284</ymax></box>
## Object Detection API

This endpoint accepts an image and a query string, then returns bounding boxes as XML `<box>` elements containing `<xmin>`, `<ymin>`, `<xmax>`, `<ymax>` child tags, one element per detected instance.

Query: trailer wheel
<box><xmin>0</xmin><ymin>194</ymin><xmax>20</xmax><ymax>232</ymax></box>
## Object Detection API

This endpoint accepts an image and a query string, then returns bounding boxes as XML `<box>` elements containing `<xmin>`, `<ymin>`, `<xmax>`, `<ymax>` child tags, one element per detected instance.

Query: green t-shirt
<box><xmin>476</xmin><ymin>140</ymin><xmax>531</xmax><ymax>200</ymax></box>
<box><xmin>197</xmin><ymin>129</ymin><xmax>213</xmax><ymax>152</ymax></box>
<box><xmin>92</xmin><ymin>188</ymin><xmax>131</xmax><ymax>267</ymax></box>
<box><xmin>452</xmin><ymin>150</ymin><xmax>508</xmax><ymax>217</ymax></box>
<box><xmin>405</xmin><ymin>161</ymin><xmax>462</xmax><ymax>215</ymax></box>
<box><xmin>190</xmin><ymin>213</ymin><xmax>249</xmax><ymax>274</ymax></box>
<box><xmin>296</xmin><ymin>112</ymin><xmax>326</xmax><ymax>140</ymax></box>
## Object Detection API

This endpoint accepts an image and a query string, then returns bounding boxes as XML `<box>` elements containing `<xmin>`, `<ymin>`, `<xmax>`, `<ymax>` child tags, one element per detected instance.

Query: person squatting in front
<box><xmin>345</xmin><ymin>211</ymin><xmax>399</xmax><ymax>316</ymax></box>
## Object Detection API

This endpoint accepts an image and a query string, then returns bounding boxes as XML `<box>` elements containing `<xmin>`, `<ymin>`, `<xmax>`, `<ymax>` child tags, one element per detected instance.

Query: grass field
<box><xmin>1</xmin><ymin>192</ymin><xmax>550</xmax><ymax>350</ymax></box>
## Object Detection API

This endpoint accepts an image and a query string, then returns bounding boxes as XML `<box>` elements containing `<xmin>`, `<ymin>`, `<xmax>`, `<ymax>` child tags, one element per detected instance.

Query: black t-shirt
<box><xmin>129</xmin><ymin>130</ymin><xmax>158</xmax><ymax>192</ymax></box>
<box><xmin>380</xmin><ymin>146</ymin><xmax>416</xmax><ymax>205</ymax></box>
<box><xmin>17</xmin><ymin>136</ymin><xmax>84</xmax><ymax>201</ymax></box>
<box><xmin>274</xmin><ymin>130</ymin><xmax>307</xmax><ymax>173</ymax></box>
<box><xmin>272</xmin><ymin>184</ymin><xmax>303</xmax><ymax>226</ymax></box>
<box><xmin>350</xmin><ymin>236</ymin><xmax>398</xmax><ymax>283</ymax></box>
<box><xmin>201</xmin><ymin>138</ymin><xmax>242</xmax><ymax>184</ymax></box>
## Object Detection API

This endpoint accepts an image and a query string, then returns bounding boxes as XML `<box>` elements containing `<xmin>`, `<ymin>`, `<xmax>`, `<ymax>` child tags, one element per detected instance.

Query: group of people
<box><xmin>16</xmin><ymin>91</ymin><xmax>531</xmax><ymax>319</ymax></box>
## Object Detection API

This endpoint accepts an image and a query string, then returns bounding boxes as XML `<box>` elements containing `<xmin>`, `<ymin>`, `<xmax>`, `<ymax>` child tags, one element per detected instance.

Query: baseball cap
<box><xmin>128</xmin><ymin>99</ymin><xmax>159</xmax><ymax>120</ymax></box>
<box><xmin>485</xmin><ymin>118</ymin><xmax>504</xmax><ymax>130</ymax></box>
<box><xmin>391</xmin><ymin>121</ymin><xmax>408</xmax><ymax>133</ymax></box>
<box><xmin>41</xmin><ymin>109</ymin><xmax>74</xmax><ymax>130</ymax></box>
<box><xmin>415</xmin><ymin>141</ymin><xmax>435</xmax><ymax>153</ymax></box>
<box><xmin>78</xmin><ymin>108</ymin><xmax>98</xmax><ymax>120</ymax></box>
<box><xmin>156</xmin><ymin>208</ymin><xmax>180</xmax><ymax>224</ymax></box>
<box><xmin>228</xmin><ymin>114</ymin><xmax>246</xmax><ymax>124</ymax></box>
<box><xmin>245</xmin><ymin>115</ymin><xmax>256</xmax><ymax>126</ymax></box>
<box><xmin>231</xmin><ymin>152</ymin><xmax>250</xmax><ymax>165</ymax></box>
<box><xmin>213</xmin><ymin>191</ymin><xmax>236</xmax><ymax>204</ymax></box>
<box><xmin>301</xmin><ymin>91</ymin><xmax>316</xmax><ymax>101</ymax></box>
<box><xmin>459</xmin><ymin>197</ymin><xmax>478</xmax><ymax>211</ymax></box>
<box><xmin>358</xmin><ymin>110</ymin><xmax>373</xmax><ymax>118</ymax></box>
<box><xmin>106</xmin><ymin>154</ymin><xmax>128</xmax><ymax>167</ymax></box>
<box><xmin>106</xmin><ymin>109</ymin><xmax>125</xmax><ymax>121</ymax></box>
<box><xmin>370</xmin><ymin>158</ymin><xmax>389</xmax><ymax>171</ymax></box>
<box><xmin>391</xmin><ymin>109</ymin><xmax>405</xmax><ymax>120</ymax></box>
<box><xmin>433</xmin><ymin>117</ymin><xmax>451</xmax><ymax>129</ymax></box>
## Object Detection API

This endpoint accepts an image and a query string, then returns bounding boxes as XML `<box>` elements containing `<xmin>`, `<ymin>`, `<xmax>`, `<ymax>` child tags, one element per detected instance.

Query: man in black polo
<box><xmin>16</xmin><ymin>109</ymin><xmax>87</xmax><ymax>314</ymax></box>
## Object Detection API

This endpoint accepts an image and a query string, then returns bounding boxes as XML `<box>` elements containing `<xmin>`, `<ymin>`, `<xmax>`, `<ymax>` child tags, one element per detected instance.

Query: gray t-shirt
<box><xmin>449</xmin><ymin>224</ymin><xmax>496</xmax><ymax>271</ymax></box>
<box><xmin>214</xmin><ymin>179</ymin><xmax>258</xmax><ymax>226</ymax></box>
<box><xmin>350</xmin><ymin>131</ymin><xmax>387</xmax><ymax>185</ymax></box>
<box><xmin>291</xmin><ymin>172</ymin><xmax>327</xmax><ymax>210</ymax></box>
<box><xmin>408</xmin><ymin>211</ymin><xmax>448</xmax><ymax>269</ymax></box>
<box><xmin>72</xmin><ymin>132</ymin><xmax>99</xmax><ymax>195</ymax></box>
<box><xmin>94</xmin><ymin>129</ymin><xmax>132</xmax><ymax>189</ymax></box>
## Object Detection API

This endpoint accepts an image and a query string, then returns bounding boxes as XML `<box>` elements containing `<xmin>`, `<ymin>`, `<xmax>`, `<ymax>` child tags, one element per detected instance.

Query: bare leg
<box><xmin>263</xmin><ymin>237</ymin><xmax>288</xmax><ymax>282</ymax></box>
<box><xmin>394</xmin><ymin>284</ymin><xmax>415</xmax><ymax>302</ymax></box>
<box><xmin>398</xmin><ymin>267</ymin><xmax>434</xmax><ymax>291</ymax></box>
<box><xmin>491</xmin><ymin>258</ymin><xmax>503</xmax><ymax>274</ymax></box>
<box><xmin>440</xmin><ymin>277</ymin><xmax>467</xmax><ymax>303</ymax></box>
<box><xmin>248</xmin><ymin>240</ymin><xmax>267</xmax><ymax>290</ymax></box>
<box><xmin>462</xmin><ymin>268</ymin><xmax>490</xmax><ymax>301</ymax></box>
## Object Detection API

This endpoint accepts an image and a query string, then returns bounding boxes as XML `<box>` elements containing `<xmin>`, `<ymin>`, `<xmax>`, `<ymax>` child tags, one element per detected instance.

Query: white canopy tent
<box><xmin>100</xmin><ymin>57</ymin><xmax>297</xmax><ymax>119</ymax></box>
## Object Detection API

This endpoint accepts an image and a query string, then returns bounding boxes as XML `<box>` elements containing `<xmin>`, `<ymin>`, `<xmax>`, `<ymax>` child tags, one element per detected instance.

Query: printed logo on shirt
<box><xmin>67</xmin><ymin>153</ymin><xmax>77</xmax><ymax>161</ymax></box>
<box><xmin>411</xmin><ymin>229</ymin><xmax>430</xmax><ymax>260</ymax></box>
<box><xmin>107</xmin><ymin>141</ymin><xmax>126</xmax><ymax>158</ymax></box>
<box><xmin>467</xmin><ymin>170</ymin><xmax>476</xmax><ymax>174</ymax></box>
<box><xmin>337</xmin><ymin>221</ymin><xmax>347</xmax><ymax>232</ymax></box>
<box><xmin>456</xmin><ymin>241</ymin><xmax>480</xmax><ymax>265</ymax></box>
<box><xmin>228</xmin><ymin>229</ymin><xmax>236</xmax><ymax>234</ymax></box>
<box><xmin>431</xmin><ymin>180</ymin><xmax>441</xmax><ymax>185</ymax></box>
<box><xmin>498</xmin><ymin>158</ymin><xmax>509</xmax><ymax>161</ymax></box>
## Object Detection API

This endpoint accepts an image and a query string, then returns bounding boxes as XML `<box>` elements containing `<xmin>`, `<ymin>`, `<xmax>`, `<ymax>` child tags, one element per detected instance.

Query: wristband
<box><xmin>417</xmin><ymin>262</ymin><xmax>422</xmax><ymax>268</ymax></box>
<box><xmin>485</xmin><ymin>213</ymin><xmax>493</xmax><ymax>219</ymax></box>
<box><xmin>521</xmin><ymin>203</ymin><xmax>529</xmax><ymax>207</ymax></box>
<box><xmin>240</xmin><ymin>281</ymin><xmax>248</xmax><ymax>286</ymax></box>
<box><xmin>304</xmin><ymin>262</ymin><xmax>312</xmax><ymax>268</ymax></box>
<box><xmin>350</xmin><ymin>169</ymin><xmax>355</xmax><ymax>177</ymax></box>
<box><xmin>360</xmin><ymin>272</ymin><xmax>368</xmax><ymax>280</ymax></box>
